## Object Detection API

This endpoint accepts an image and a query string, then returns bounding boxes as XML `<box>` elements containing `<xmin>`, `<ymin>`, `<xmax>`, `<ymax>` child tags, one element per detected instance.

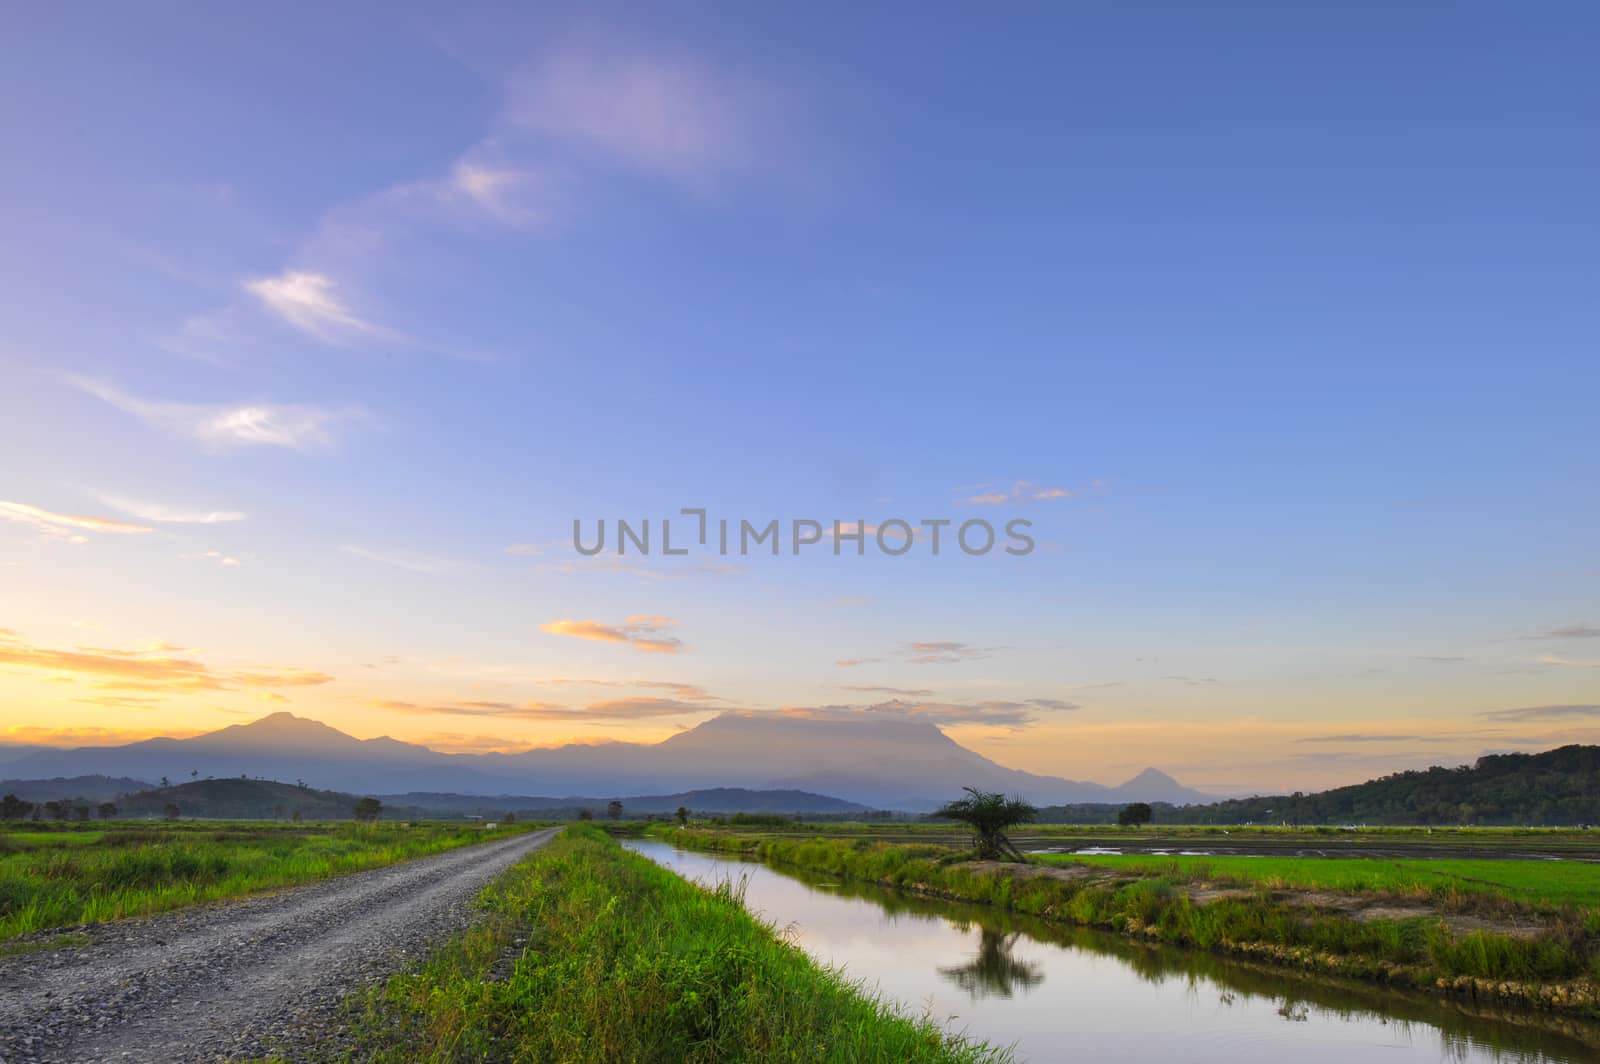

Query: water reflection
<box><xmin>624</xmin><ymin>838</ymin><xmax>1600</xmax><ymax>1064</ymax></box>
<box><xmin>939</xmin><ymin>928</ymin><xmax>1045</xmax><ymax>1000</ymax></box>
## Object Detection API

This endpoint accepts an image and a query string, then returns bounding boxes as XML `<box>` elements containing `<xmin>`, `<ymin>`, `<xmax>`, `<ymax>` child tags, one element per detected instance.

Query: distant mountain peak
<box><xmin>216</xmin><ymin>712</ymin><xmax>355</xmax><ymax>742</ymax></box>
<box><xmin>4</xmin><ymin>709</ymin><xmax>1208</xmax><ymax>810</ymax></box>
<box><xmin>1107</xmin><ymin>766</ymin><xmax>1208</xmax><ymax>805</ymax></box>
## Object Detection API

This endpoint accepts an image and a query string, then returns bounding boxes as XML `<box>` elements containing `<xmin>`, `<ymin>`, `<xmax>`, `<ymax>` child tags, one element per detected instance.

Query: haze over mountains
<box><xmin>0</xmin><ymin>711</ymin><xmax>1209</xmax><ymax>810</ymax></box>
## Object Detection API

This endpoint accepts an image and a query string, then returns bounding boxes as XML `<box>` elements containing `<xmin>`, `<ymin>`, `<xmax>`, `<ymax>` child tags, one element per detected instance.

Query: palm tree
<box><xmin>934</xmin><ymin>787</ymin><xmax>1037</xmax><ymax>861</ymax></box>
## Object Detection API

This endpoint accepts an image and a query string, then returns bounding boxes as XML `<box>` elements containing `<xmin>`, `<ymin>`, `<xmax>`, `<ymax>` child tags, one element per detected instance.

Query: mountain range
<box><xmin>0</xmin><ymin>711</ymin><xmax>1209</xmax><ymax>810</ymax></box>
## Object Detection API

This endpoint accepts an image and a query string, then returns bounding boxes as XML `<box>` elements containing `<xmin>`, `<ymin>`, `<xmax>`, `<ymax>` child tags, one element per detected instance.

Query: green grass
<box><xmin>348</xmin><ymin>825</ymin><xmax>1005</xmax><ymax>1063</ymax></box>
<box><xmin>713</xmin><ymin>821</ymin><xmax>1600</xmax><ymax>851</ymax></box>
<box><xmin>0</xmin><ymin>820</ymin><xmax>534</xmax><ymax>941</ymax></box>
<box><xmin>1045</xmin><ymin>853</ymin><xmax>1600</xmax><ymax>907</ymax></box>
<box><xmin>654</xmin><ymin>827</ymin><xmax>1600</xmax><ymax>1010</ymax></box>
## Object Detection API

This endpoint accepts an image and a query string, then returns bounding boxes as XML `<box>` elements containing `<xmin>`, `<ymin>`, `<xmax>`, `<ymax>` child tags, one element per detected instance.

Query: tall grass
<box><xmin>1047</xmin><ymin>853</ymin><xmax>1600</xmax><ymax>907</ymax></box>
<box><xmin>0</xmin><ymin>821</ymin><xmax>528</xmax><ymax>941</ymax></box>
<box><xmin>350</xmin><ymin>826</ymin><xmax>1006</xmax><ymax>1063</ymax></box>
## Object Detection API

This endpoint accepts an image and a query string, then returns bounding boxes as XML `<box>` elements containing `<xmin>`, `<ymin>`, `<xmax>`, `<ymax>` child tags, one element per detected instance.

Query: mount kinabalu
<box><xmin>4</xmin><ymin>710</ymin><xmax>1209</xmax><ymax>810</ymax></box>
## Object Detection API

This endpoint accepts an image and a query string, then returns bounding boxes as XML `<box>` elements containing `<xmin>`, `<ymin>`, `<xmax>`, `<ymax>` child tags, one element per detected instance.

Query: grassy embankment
<box><xmin>349</xmin><ymin>825</ymin><xmax>1004</xmax><ymax>1063</ymax></box>
<box><xmin>1054</xmin><ymin>852</ymin><xmax>1600</xmax><ymax>907</ymax></box>
<box><xmin>715</xmin><ymin>821</ymin><xmax>1600</xmax><ymax>855</ymax></box>
<box><xmin>653</xmin><ymin>826</ymin><xmax>1600</xmax><ymax>1014</ymax></box>
<box><xmin>0</xmin><ymin>820</ymin><xmax>531</xmax><ymax>942</ymax></box>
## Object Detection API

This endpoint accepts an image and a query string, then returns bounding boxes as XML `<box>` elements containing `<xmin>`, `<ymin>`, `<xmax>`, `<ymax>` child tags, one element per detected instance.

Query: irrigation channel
<box><xmin>623</xmin><ymin>838</ymin><xmax>1600</xmax><ymax>1063</ymax></box>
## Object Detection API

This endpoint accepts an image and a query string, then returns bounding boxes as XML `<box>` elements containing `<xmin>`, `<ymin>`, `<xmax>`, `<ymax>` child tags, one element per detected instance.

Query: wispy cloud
<box><xmin>507</xmin><ymin>39</ymin><xmax>777</xmax><ymax>189</ymax></box>
<box><xmin>1025</xmin><ymin>698</ymin><xmax>1081</xmax><ymax>711</ymax></box>
<box><xmin>71</xmin><ymin>377</ymin><xmax>366</xmax><ymax>450</ymax></box>
<box><xmin>1164</xmin><ymin>675</ymin><xmax>1221</xmax><ymax>687</ymax></box>
<box><xmin>0</xmin><ymin>500</ymin><xmax>152</xmax><ymax>544</ymax></box>
<box><xmin>836</xmin><ymin>641</ymin><xmax>997</xmax><ymax>667</ymax></box>
<box><xmin>1414</xmin><ymin>655</ymin><xmax>1468</xmax><ymax>663</ymax></box>
<box><xmin>184</xmin><ymin>550</ymin><xmax>242</xmax><ymax>567</ymax></box>
<box><xmin>766</xmin><ymin>695</ymin><xmax>1073</xmax><ymax>730</ymax></box>
<box><xmin>543</xmin><ymin>678</ymin><xmax>721</xmax><ymax>701</ymax></box>
<box><xmin>73</xmin><ymin>694</ymin><xmax>166</xmax><ymax>709</ymax></box>
<box><xmin>413</xmin><ymin>731</ymin><xmax>535</xmax><ymax>754</ymax></box>
<box><xmin>100</xmin><ymin>495</ymin><xmax>245</xmax><ymax>524</ymax></box>
<box><xmin>1523</xmin><ymin>623</ymin><xmax>1600</xmax><ymax>640</ymax></box>
<box><xmin>959</xmin><ymin>480</ymin><xmax>1073</xmax><ymax>506</ymax></box>
<box><xmin>2</xmin><ymin>723</ymin><xmax>208</xmax><ymax>748</ymax></box>
<box><xmin>904</xmin><ymin>641</ymin><xmax>993</xmax><ymax>665</ymax></box>
<box><xmin>374</xmin><ymin>694</ymin><xmax>717</xmax><ymax>721</ymax></box>
<box><xmin>0</xmin><ymin>629</ymin><xmax>331</xmax><ymax>696</ymax></box>
<box><xmin>1295</xmin><ymin>733</ymin><xmax>1431</xmax><ymax>743</ymax></box>
<box><xmin>540</xmin><ymin>556</ymin><xmax>744</xmax><ymax>581</ymax></box>
<box><xmin>840</xmin><ymin>684</ymin><xmax>935</xmax><ymax>697</ymax></box>
<box><xmin>540</xmin><ymin>558</ymin><xmax>670</xmax><ymax>580</ymax></box>
<box><xmin>539</xmin><ymin>616</ymin><xmax>685</xmax><ymax>654</ymax></box>
<box><xmin>1477</xmin><ymin>704</ymin><xmax>1600</xmax><ymax>722</ymax></box>
<box><xmin>440</xmin><ymin>159</ymin><xmax>563</xmax><ymax>228</ymax></box>
<box><xmin>342</xmin><ymin>545</ymin><xmax>469</xmax><ymax>575</ymax></box>
<box><xmin>1535</xmin><ymin>655</ymin><xmax>1600</xmax><ymax>669</ymax></box>
<box><xmin>243</xmin><ymin>270</ymin><xmax>396</xmax><ymax>345</ymax></box>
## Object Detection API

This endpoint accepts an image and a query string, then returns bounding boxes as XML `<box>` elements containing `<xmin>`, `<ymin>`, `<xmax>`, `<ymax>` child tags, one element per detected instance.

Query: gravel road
<box><xmin>0</xmin><ymin>826</ymin><xmax>561</xmax><ymax>1063</ymax></box>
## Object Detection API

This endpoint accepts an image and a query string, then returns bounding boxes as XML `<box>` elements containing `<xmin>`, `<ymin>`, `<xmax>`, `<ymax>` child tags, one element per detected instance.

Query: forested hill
<box><xmin>1166</xmin><ymin>745</ymin><xmax>1600</xmax><ymax>826</ymax></box>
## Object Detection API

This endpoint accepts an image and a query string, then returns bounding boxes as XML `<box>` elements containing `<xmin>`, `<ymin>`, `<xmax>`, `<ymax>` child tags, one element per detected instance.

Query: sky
<box><xmin>1</xmin><ymin>2</ymin><xmax>1596</xmax><ymax>793</ymax></box>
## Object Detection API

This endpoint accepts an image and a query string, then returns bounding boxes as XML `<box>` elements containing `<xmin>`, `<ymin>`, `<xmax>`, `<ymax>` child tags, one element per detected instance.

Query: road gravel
<box><xmin>0</xmin><ymin>826</ymin><xmax>561</xmax><ymax>1063</ymax></box>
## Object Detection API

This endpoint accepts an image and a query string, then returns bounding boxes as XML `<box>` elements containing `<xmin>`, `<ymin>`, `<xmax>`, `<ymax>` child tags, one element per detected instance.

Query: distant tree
<box><xmin>503</xmin><ymin>812</ymin><xmax>518</xmax><ymax>823</ymax></box>
<box><xmin>354</xmin><ymin>797</ymin><xmax>383</xmax><ymax>823</ymax></box>
<box><xmin>1117</xmin><ymin>802</ymin><xmax>1153</xmax><ymax>828</ymax></box>
<box><xmin>292</xmin><ymin>808</ymin><xmax>304</xmax><ymax>823</ymax></box>
<box><xmin>273</xmin><ymin>802</ymin><xmax>286</xmax><ymax>820</ymax></box>
<box><xmin>43</xmin><ymin>800</ymin><xmax>65</xmax><ymax>821</ymax></box>
<box><xmin>71</xmin><ymin>805</ymin><xmax>90</xmax><ymax>822</ymax></box>
<box><xmin>163</xmin><ymin>802</ymin><xmax>181</xmax><ymax>821</ymax></box>
<box><xmin>606</xmin><ymin>800</ymin><xmax>624</xmax><ymax>822</ymax></box>
<box><xmin>676</xmin><ymin>805</ymin><xmax>689</xmax><ymax>827</ymax></box>
<box><xmin>191</xmin><ymin>770</ymin><xmax>198</xmax><ymax>780</ymax></box>
<box><xmin>577</xmin><ymin>808</ymin><xmax>594</xmax><ymax>821</ymax></box>
<box><xmin>97</xmin><ymin>802</ymin><xmax>118</xmax><ymax>820</ymax></box>
<box><xmin>0</xmin><ymin>794</ymin><xmax>32</xmax><ymax>820</ymax></box>
<box><xmin>934</xmin><ymin>787</ymin><xmax>1036</xmax><ymax>861</ymax></box>
<box><xmin>160</xmin><ymin>776</ymin><xmax>170</xmax><ymax>789</ymax></box>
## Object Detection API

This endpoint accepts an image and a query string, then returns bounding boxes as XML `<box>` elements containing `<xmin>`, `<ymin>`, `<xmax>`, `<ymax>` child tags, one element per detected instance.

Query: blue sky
<box><xmin>1</xmin><ymin>3</ymin><xmax>1596</xmax><ymax>791</ymax></box>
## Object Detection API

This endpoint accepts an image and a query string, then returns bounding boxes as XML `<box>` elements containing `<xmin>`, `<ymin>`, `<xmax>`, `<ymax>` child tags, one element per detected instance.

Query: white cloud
<box><xmin>959</xmin><ymin>480</ymin><xmax>1073</xmax><ymax>505</ymax></box>
<box><xmin>0</xmin><ymin>500</ymin><xmax>153</xmax><ymax>544</ymax></box>
<box><xmin>243</xmin><ymin>270</ymin><xmax>394</xmax><ymax>344</ymax></box>
<box><xmin>508</xmin><ymin>41</ymin><xmax>774</xmax><ymax>188</ymax></box>
<box><xmin>184</xmin><ymin>550</ymin><xmax>242</xmax><ymax>567</ymax></box>
<box><xmin>342</xmin><ymin>545</ymin><xmax>468</xmax><ymax>575</ymax></box>
<box><xmin>443</xmin><ymin>160</ymin><xmax>560</xmax><ymax>227</ymax></box>
<box><xmin>71</xmin><ymin>377</ymin><xmax>366</xmax><ymax>450</ymax></box>
<box><xmin>1536</xmin><ymin>654</ymin><xmax>1600</xmax><ymax>669</ymax></box>
<box><xmin>540</xmin><ymin>616</ymin><xmax>685</xmax><ymax>654</ymax></box>
<box><xmin>100</xmin><ymin>495</ymin><xmax>245</xmax><ymax>525</ymax></box>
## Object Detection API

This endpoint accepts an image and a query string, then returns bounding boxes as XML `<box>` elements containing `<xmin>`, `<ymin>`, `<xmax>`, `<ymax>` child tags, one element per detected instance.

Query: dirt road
<box><xmin>0</xmin><ymin>826</ymin><xmax>561</xmax><ymax>1063</ymax></box>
